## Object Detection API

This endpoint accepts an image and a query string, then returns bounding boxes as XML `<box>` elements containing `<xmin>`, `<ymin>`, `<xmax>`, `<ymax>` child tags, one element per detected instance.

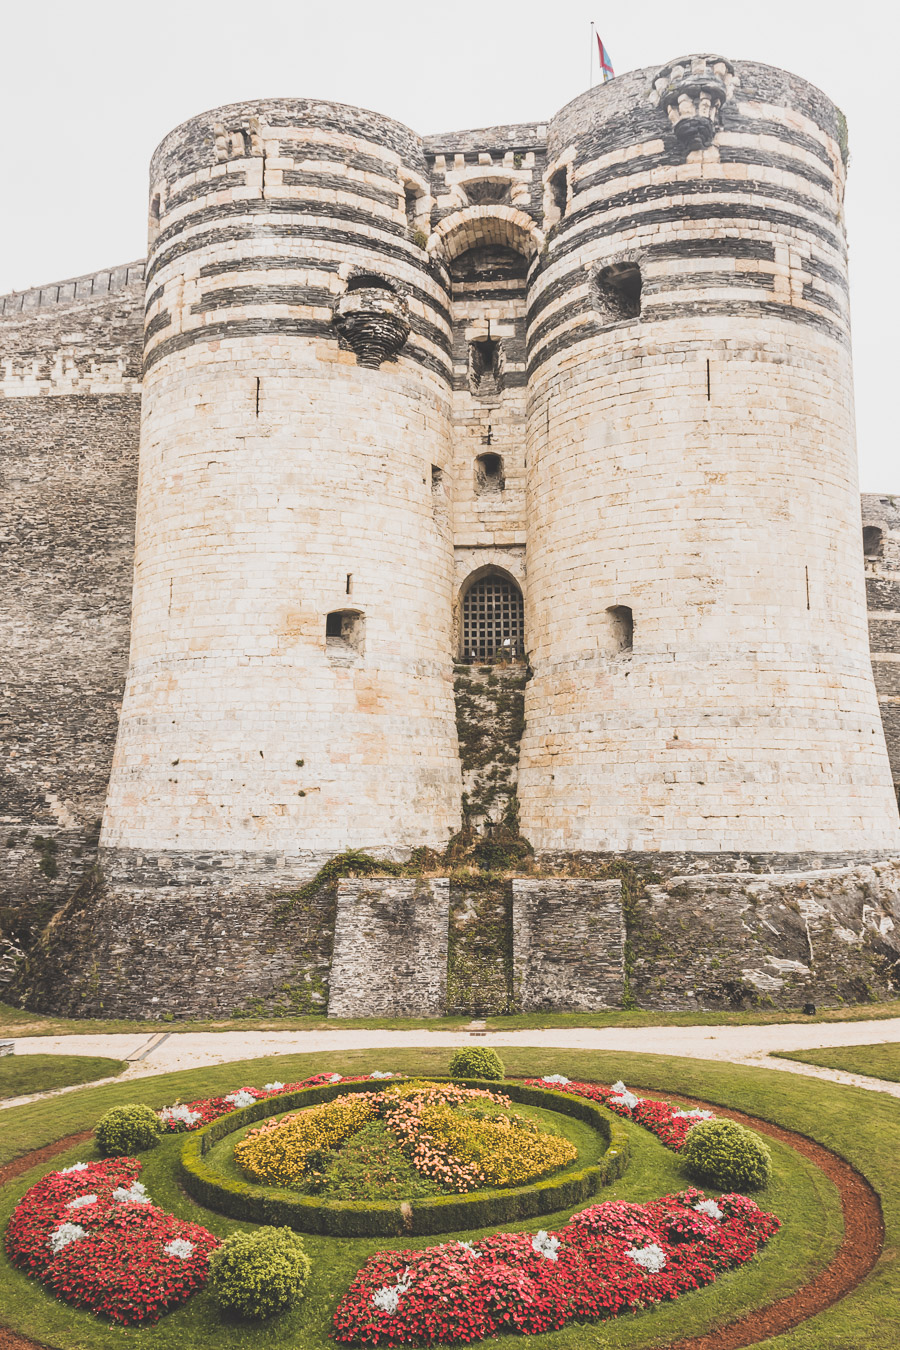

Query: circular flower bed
<box><xmin>234</xmin><ymin>1081</ymin><xmax>578</xmax><ymax>1195</ymax></box>
<box><xmin>4</xmin><ymin>1158</ymin><xmax>218</xmax><ymax>1325</ymax></box>
<box><xmin>180</xmin><ymin>1078</ymin><xmax>629</xmax><ymax>1237</ymax></box>
<box><xmin>332</xmin><ymin>1187</ymin><xmax>781</xmax><ymax>1345</ymax></box>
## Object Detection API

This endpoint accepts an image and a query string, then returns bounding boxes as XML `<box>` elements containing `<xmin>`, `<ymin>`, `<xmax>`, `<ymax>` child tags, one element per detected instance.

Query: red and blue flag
<box><xmin>597</xmin><ymin>35</ymin><xmax>614</xmax><ymax>82</ymax></box>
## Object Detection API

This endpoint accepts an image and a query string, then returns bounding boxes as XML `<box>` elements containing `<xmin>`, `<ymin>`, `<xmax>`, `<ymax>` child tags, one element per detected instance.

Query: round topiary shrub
<box><xmin>208</xmin><ymin>1227</ymin><xmax>311</xmax><ymax>1320</ymax></box>
<box><xmin>680</xmin><ymin>1118</ymin><xmax>772</xmax><ymax>1191</ymax></box>
<box><xmin>448</xmin><ymin>1046</ymin><xmax>505</xmax><ymax>1081</ymax></box>
<box><xmin>94</xmin><ymin>1103</ymin><xmax>162</xmax><ymax>1156</ymax></box>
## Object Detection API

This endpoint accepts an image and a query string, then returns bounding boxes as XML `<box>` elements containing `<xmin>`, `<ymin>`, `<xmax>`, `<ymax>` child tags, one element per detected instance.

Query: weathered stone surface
<box><xmin>16</xmin><ymin>848</ymin><xmax>336</xmax><ymax>1019</ymax></box>
<box><xmin>630</xmin><ymin>860</ymin><xmax>900</xmax><ymax>1009</ymax></box>
<box><xmin>512</xmin><ymin>879</ymin><xmax>625</xmax><ymax>1011</ymax></box>
<box><xmin>328</xmin><ymin>879</ymin><xmax>449</xmax><ymax>1017</ymax></box>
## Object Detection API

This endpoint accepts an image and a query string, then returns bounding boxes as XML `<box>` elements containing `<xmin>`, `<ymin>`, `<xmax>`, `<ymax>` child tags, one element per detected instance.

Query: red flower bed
<box><xmin>332</xmin><ymin>1188</ymin><xmax>780</xmax><ymax>1345</ymax></box>
<box><xmin>5</xmin><ymin>1158</ymin><xmax>219</xmax><ymax>1325</ymax></box>
<box><xmin>157</xmin><ymin>1072</ymin><xmax>377</xmax><ymax>1132</ymax></box>
<box><xmin>525</xmin><ymin>1078</ymin><xmax>713</xmax><ymax>1152</ymax></box>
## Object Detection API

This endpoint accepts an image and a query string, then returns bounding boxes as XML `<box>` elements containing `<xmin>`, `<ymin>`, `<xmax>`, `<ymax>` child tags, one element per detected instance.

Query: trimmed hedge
<box><xmin>208</xmin><ymin>1226</ymin><xmax>311</xmax><ymax>1319</ymax></box>
<box><xmin>681</xmin><ymin>1118</ymin><xmax>772</xmax><ymax>1191</ymax></box>
<box><xmin>180</xmin><ymin>1078</ymin><xmax>630</xmax><ymax>1238</ymax></box>
<box><xmin>448</xmin><ymin>1047</ymin><xmax>505</xmax><ymax>1081</ymax></box>
<box><xmin>94</xmin><ymin>1103</ymin><xmax>162</xmax><ymax>1156</ymax></box>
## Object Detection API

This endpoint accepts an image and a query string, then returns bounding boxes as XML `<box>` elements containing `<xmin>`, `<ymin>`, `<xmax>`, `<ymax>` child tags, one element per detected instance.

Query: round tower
<box><xmin>518</xmin><ymin>57</ymin><xmax>900</xmax><ymax>853</ymax></box>
<box><xmin>101</xmin><ymin>98</ymin><xmax>460</xmax><ymax>857</ymax></box>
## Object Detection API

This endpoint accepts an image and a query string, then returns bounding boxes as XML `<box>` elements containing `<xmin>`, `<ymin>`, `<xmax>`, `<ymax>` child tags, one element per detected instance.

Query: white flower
<box><xmin>610</xmin><ymin>1091</ymin><xmax>640</xmax><ymax>1111</ymax></box>
<box><xmin>48</xmin><ymin>1223</ymin><xmax>87</xmax><ymax>1254</ymax></box>
<box><xmin>372</xmin><ymin>1266</ymin><xmax>412</xmax><ymax>1314</ymax></box>
<box><xmin>113</xmin><ymin>1181</ymin><xmax>150</xmax><ymax>1205</ymax></box>
<box><xmin>328</xmin><ymin>1073</ymin><xmax>342</xmax><ymax>1083</ymax></box>
<box><xmin>159</xmin><ymin>1104</ymin><xmax>202</xmax><ymax>1126</ymax></box>
<box><xmin>369</xmin><ymin>1070</ymin><xmax>394</xmax><ymax>1079</ymax></box>
<box><xmin>65</xmin><ymin>1194</ymin><xmax>97</xmax><ymax>1210</ymax></box>
<box><xmin>372</xmin><ymin>1286</ymin><xmax>401</xmax><ymax>1315</ymax></box>
<box><xmin>626</xmin><ymin>1243</ymin><xmax>667</xmax><ymax>1273</ymax></box>
<box><xmin>225</xmin><ymin>1090</ymin><xmax>257</xmax><ymax>1108</ymax></box>
<box><xmin>457</xmin><ymin>1240</ymin><xmax>480</xmax><ymax>1258</ymax></box>
<box><xmin>674</xmin><ymin>1109</ymin><xmax>714</xmax><ymax>1121</ymax></box>
<box><xmin>58</xmin><ymin>1162</ymin><xmax>89</xmax><ymax>1175</ymax></box>
<box><xmin>694</xmin><ymin>1199</ymin><xmax>724</xmax><ymax>1221</ymax></box>
<box><xmin>263</xmin><ymin>1081</ymin><xmax>285</xmax><ymax>1092</ymax></box>
<box><xmin>541</xmin><ymin>1074</ymin><xmax>570</xmax><ymax>1086</ymax></box>
<box><xmin>532</xmin><ymin>1230</ymin><xmax>560</xmax><ymax>1261</ymax></box>
<box><xmin>163</xmin><ymin>1238</ymin><xmax>196</xmax><ymax>1260</ymax></box>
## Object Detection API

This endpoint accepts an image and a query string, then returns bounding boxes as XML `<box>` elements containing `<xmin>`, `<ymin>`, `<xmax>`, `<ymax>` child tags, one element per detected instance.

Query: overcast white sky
<box><xmin>2</xmin><ymin>0</ymin><xmax>897</xmax><ymax>488</ymax></box>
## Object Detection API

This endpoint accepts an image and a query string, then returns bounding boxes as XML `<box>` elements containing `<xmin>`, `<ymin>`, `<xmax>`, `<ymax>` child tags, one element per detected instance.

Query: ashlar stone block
<box><xmin>512</xmin><ymin>879</ymin><xmax>625</xmax><ymax>1011</ymax></box>
<box><xmin>327</xmin><ymin>878</ymin><xmax>450</xmax><ymax>1017</ymax></box>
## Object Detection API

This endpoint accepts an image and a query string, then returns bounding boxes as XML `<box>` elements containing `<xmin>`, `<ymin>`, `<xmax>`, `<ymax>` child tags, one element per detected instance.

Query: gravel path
<box><xmin>2</xmin><ymin>1019</ymin><xmax>900</xmax><ymax>1110</ymax></box>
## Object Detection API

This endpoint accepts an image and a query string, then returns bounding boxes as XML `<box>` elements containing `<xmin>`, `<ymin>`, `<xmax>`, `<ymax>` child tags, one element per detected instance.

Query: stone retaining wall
<box><xmin>512</xmin><ymin>879</ymin><xmax>625</xmax><ymax>1011</ymax></box>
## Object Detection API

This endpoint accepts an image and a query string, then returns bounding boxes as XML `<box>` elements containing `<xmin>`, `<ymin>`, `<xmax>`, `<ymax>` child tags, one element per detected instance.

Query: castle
<box><xmin>3</xmin><ymin>54</ymin><xmax>900</xmax><ymax>1019</ymax></box>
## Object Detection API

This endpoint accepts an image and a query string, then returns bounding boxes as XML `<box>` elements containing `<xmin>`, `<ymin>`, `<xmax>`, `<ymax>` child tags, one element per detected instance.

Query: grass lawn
<box><xmin>4</xmin><ymin>998</ymin><xmax>900</xmax><ymax>1038</ymax></box>
<box><xmin>0</xmin><ymin>1053</ymin><xmax>125</xmax><ymax>1101</ymax></box>
<box><xmin>774</xmin><ymin>1041</ymin><xmax>900</xmax><ymax>1082</ymax></box>
<box><xmin>0</xmin><ymin>1047</ymin><xmax>896</xmax><ymax>1348</ymax></box>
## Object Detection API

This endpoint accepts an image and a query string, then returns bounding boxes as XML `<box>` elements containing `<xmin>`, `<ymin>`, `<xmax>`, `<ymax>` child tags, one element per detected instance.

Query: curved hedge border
<box><xmin>179</xmin><ymin>1077</ymin><xmax>630</xmax><ymax>1238</ymax></box>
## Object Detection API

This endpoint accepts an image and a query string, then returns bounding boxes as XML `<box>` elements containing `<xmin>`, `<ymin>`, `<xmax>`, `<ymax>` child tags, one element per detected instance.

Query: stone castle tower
<box><xmin>3</xmin><ymin>55</ymin><xmax>900</xmax><ymax>1017</ymax></box>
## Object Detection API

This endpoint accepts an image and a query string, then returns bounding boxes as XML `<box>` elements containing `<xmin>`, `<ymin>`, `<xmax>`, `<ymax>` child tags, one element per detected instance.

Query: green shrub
<box><xmin>208</xmin><ymin>1227</ymin><xmax>311</xmax><ymax>1320</ymax></box>
<box><xmin>681</xmin><ymin>1118</ymin><xmax>772</xmax><ymax>1190</ymax></box>
<box><xmin>448</xmin><ymin>1046</ymin><xmax>505</xmax><ymax>1080</ymax></box>
<box><xmin>94</xmin><ymin>1102</ymin><xmax>162</xmax><ymax>1156</ymax></box>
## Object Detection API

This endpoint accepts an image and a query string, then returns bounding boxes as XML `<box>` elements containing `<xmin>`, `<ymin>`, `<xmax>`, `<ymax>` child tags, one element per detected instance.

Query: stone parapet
<box><xmin>512</xmin><ymin>879</ymin><xmax>625</xmax><ymax>1011</ymax></box>
<box><xmin>327</xmin><ymin>878</ymin><xmax>450</xmax><ymax>1017</ymax></box>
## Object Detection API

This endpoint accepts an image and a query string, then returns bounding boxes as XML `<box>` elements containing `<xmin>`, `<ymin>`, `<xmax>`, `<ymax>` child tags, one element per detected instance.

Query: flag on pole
<box><xmin>597</xmin><ymin>34</ymin><xmax>614</xmax><ymax>82</ymax></box>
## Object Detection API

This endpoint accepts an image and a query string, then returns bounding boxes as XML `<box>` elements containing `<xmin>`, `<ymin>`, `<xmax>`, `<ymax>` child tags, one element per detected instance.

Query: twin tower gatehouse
<box><xmin>3</xmin><ymin>55</ymin><xmax>899</xmax><ymax>1018</ymax></box>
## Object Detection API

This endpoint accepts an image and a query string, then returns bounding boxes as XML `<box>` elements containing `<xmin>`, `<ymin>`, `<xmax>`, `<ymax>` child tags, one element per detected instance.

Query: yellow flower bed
<box><xmin>418</xmin><ymin>1103</ymin><xmax>577</xmax><ymax>1187</ymax></box>
<box><xmin>234</xmin><ymin>1093</ymin><xmax>377</xmax><ymax>1186</ymax></box>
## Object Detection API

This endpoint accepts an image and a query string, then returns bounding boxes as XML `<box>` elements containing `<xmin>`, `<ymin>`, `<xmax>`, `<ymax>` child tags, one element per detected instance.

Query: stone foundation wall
<box><xmin>17</xmin><ymin>848</ymin><xmax>336</xmax><ymax>1019</ymax></box>
<box><xmin>629</xmin><ymin>860</ymin><xmax>900</xmax><ymax>1010</ymax></box>
<box><xmin>512</xmin><ymin>879</ymin><xmax>625</xmax><ymax>1011</ymax></box>
<box><xmin>327</xmin><ymin>878</ymin><xmax>450</xmax><ymax>1017</ymax></box>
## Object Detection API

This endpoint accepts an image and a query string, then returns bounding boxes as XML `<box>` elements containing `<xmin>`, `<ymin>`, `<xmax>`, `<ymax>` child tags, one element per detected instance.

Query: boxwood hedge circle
<box><xmin>179</xmin><ymin>1077</ymin><xmax>631</xmax><ymax>1238</ymax></box>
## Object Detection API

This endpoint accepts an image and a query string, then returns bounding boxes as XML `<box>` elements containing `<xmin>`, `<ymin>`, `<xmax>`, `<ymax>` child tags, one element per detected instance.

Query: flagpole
<box><xmin>590</xmin><ymin>21</ymin><xmax>595</xmax><ymax>88</ymax></box>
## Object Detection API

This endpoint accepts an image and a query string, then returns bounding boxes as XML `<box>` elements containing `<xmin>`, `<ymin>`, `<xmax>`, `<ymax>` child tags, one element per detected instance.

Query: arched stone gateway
<box><xmin>460</xmin><ymin>570</ymin><xmax>525</xmax><ymax>663</ymax></box>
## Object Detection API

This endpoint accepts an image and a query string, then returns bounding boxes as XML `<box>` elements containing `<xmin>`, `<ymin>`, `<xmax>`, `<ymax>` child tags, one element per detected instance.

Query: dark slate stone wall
<box><xmin>862</xmin><ymin>493</ymin><xmax>900</xmax><ymax>804</ymax></box>
<box><xmin>16</xmin><ymin>848</ymin><xmax>336</xmax><ymax>1018</ymax></box>
<box><xmin>0</xmin><ymin>267</ymin><xmax>143</xmax><ymax>947</ymax></box>
<box><xmin>327</xmin><ymin>878</ymin><xmax>450</xmax><ymax>1017</ymax></box>
<box><xmin>512</xmin><ymin>879</ymin><xmax>625</xmax><ymax>1011</ymax></box>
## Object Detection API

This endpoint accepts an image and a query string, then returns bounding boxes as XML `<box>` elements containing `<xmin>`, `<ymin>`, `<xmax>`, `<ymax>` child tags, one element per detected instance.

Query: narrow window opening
<box><xmin>706</xmin><ymin>359</ymin><xmax>711</xmax><ymax>400</ymax></box>
<box><xmin>404</xmin><ymin>187</ymin><xmax>419</xmax><ymax>230</ymax></box>
<box><xmin>607</xmin><ymin>605</ymin><xmax>634</xmax><ymax>653</ymax></box>
<box><xmin>326</xmin><ymin>609</ymin><xmax>365</xmax><ymax>655</ymax></box>
<box><xmin>345</xmin><ymin>573</ymin><xmax>352</xmax><ymax>595</ymax></box>
<box><xmin>475</xmin><ymin>452</ymin><xmax>504</xmax><ymax>494</ymax></box>
<box><xmin>469</xmin><ymin>335</ymin><xmax>504</xmax><ymax>396</ymax></box>
<box><xmin>431</xmin><ymin>465</ymin><xmax>444</xmax><ymax>491</ymax></box>
<box><xmin>346</xmin><ymin>273</ymin><xmax>395</xmax><ymax>294</ymax></box>
<box><xmin>549</xmin><ymin>166</ymin><xmax>568</xmax><ymax>213</ymax></box>
<box><xmin>461</xmin><ymin>573</ymin><xmax>525</xmax><ymax>662</ymax></box>
<box><xmin>255</xmin><ymin>376</ymin><xmax>260</xmax><ymax>416</ymax></box>
<box><xmin>805</xmin><ymin>566</ymin><xmax>811</xmax><ymax>610</ymax></box>
<box><xmin>593</xmin><ymin>262</ymin><xmax>642</xmax><ymax>321</ymax></box>
<box><xmin>863</xmin><ymin>525</ymin><xmax>884</xmax><ymax>557</ymax></box>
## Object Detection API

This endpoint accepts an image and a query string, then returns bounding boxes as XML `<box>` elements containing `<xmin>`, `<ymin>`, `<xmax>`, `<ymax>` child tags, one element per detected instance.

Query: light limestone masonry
<box><xmin>512</xmin><ymin>879</ymin><xmax>625</xmax><ymax>1011</ymax></box>
<box><xmin>101</xmin><ymin>100</ymin><xmax>462</xmax><ymax>858</ymax></box>
<box><xmin>517</xmin><ymin>62</ymin><xmax>899</xmax><ymax>853</ymax></box>
<box><xmin>327</xmin><ymin>878</ymin><xmax>450</xmax><ymax>1017</ymax></box>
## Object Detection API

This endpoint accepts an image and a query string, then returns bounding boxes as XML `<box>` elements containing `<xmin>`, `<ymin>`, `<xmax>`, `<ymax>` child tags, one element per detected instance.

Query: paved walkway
<box><xmin>3</xmin><ymin>1019</ymin><xmax>900</xmax><ymax>1110</ymax></box>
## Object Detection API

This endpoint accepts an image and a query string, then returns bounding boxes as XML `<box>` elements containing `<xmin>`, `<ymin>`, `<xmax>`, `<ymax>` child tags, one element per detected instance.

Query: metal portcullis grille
<box><xmin>461</xmin><ymin>575</ymin><xmax>524</xmax><ymax>660</ymax></box>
